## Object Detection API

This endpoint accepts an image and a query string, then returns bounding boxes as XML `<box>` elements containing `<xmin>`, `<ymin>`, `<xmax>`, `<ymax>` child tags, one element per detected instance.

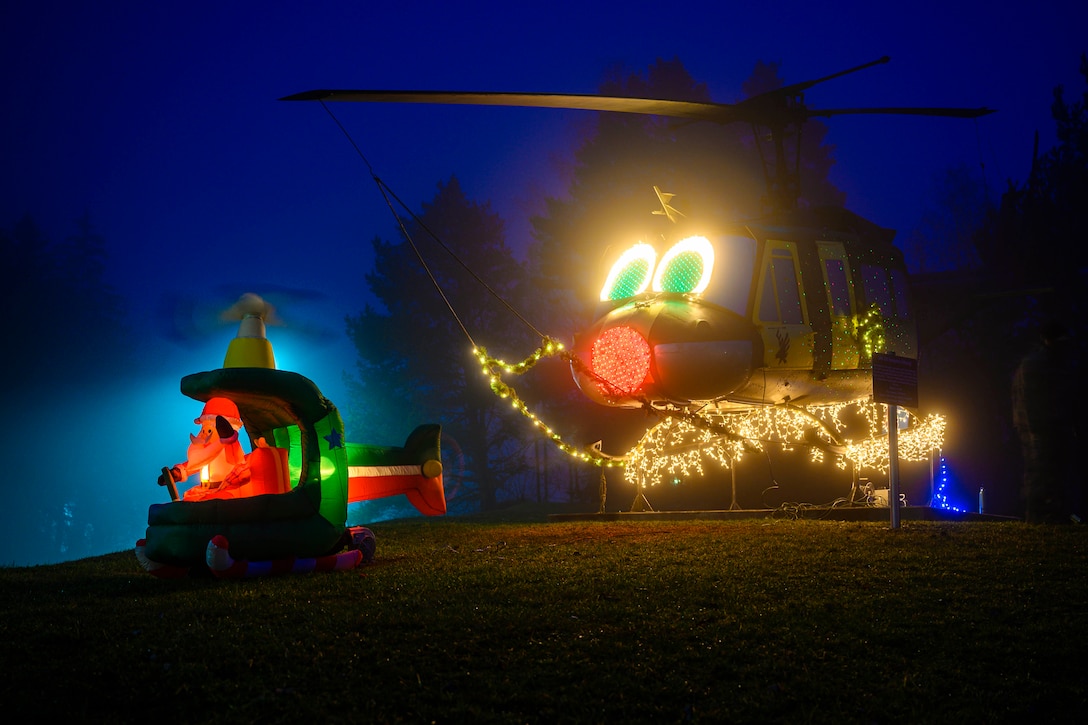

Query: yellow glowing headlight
<box><xmin>600</xmin><ymin>243</ymin><xmax>657</xmax><ymax>301</ymax></box>
<box><xmin>652</xmin><ymin>236</ymin><xmax>714</xmax><ymax>295</ymax></box>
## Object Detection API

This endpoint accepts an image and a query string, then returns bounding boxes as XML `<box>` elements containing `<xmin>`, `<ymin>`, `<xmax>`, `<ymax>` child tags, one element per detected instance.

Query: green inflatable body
<box><xmin>142</xmin><ymin>367</ymin><xmax>351</xmax><ymax>568</ymax></box>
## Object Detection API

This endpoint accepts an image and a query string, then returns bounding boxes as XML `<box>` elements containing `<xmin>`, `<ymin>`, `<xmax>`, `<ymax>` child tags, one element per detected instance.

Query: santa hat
<box><xmin>195</xmin><ymin>397</ymin><xmax>242</xmax><ymax>429</ymax></box>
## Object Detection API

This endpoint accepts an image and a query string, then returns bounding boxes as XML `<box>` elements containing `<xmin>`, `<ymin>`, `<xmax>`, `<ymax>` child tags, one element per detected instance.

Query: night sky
<box><xmin>2</xmin><ymin>1</ymin><xmax>1086</xmax><ymax>564</ymax></box>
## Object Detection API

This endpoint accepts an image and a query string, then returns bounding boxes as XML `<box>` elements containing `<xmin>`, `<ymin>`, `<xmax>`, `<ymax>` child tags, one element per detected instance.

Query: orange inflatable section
<box><xmin>182</xmin><ymin>447</ymin><xmax>290</xmax><ymax>502</ymax></box>
<box><xmin>347</xmin><ymin>473</ymin><xmax>446</xmax><ymax>516</ymax></box>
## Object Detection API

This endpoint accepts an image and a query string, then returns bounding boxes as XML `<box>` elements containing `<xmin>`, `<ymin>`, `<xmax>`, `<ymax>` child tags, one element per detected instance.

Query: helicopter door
<box><xmin>816</xmin><ymin>242</ymin><xmax>859</xmax><ymax>370</ymax></box>
<box><xmin>756</xmin><ymin>240</ymin><xmax>813</xmax><ymax>368</ymax></box>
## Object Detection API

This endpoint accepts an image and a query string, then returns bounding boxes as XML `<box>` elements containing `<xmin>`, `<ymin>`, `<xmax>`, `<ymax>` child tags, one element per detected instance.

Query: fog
<box><xmin>5</xmin><ymin>1</ymin><xmax>1085</xmax><ymax>564</ymax></box>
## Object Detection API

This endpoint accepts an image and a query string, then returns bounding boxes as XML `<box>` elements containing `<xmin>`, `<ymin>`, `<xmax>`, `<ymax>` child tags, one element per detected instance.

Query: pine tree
<box><xmin>346</xmin><ymin>178</ymin><xmax>537</xmax><ymax>511</ymax></box>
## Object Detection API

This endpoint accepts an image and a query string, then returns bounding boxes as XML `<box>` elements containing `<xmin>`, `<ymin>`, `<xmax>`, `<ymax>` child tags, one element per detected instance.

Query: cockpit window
<box><xmin>824</xmin><ymin>259</ymin><xmax>852</xmax><ymax>316</ymax></box>
<box><xmin>698</xmin><ymin>235</ymin><xmax>755</xmax><ymax>315</ymax></box>
<box><xmin>599</xmin><ymin>235</ymin><xmax>752</xmax><ymax>314</ymax></box>
<box><xmin>600</xmin><ymin>243</ymin><xmax>656</xmax><ymax>301</ymax></box>
<box><xmin>652</xmin><ymin>236</ymin><xmax>714</xmax><ymax>294</ymax></box>
<box><xmin>817</xmin><ymin>241</ymin><xmax>853</xmax><ymax>318</ymax></box>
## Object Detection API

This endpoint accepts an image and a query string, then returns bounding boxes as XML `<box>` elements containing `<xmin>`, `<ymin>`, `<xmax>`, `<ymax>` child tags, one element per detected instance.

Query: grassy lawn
<box><xmin>2</xmin><ymin>513</ymin><xmax>1085</xmax><ymax>723</ymax></box>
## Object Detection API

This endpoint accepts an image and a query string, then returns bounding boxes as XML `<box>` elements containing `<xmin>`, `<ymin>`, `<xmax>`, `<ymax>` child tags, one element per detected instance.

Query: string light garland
<box><xmin>475</xmin><ymin>342</ymin><xmax>945</xmax><ymax>483</ymax></box>
<box><xmin>855</xmin><ymin>303</ymin><xmax>886</xmax><ymax>359</ymax></box>
<box><xmin>473</xmin><ymin>339</ymin><xmax>624</xmax><ymax>467</ymax></box>
<box><xmin>841</xmin><ymin>404</ymin><xmax>946</xmax><ymax>473</ymax></box>
<box><xmin>622</xmin><ymin>400</ymin><xmax>945</xmax><ymax>486</ymax></box>
<box><xmin>932</xmin><ymin>454</ymin><xmax>966</xmax><ymax>512</ymax></box>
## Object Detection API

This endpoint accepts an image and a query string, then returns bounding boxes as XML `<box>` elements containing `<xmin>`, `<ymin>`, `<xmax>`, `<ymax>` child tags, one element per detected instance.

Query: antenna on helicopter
<box><xmin>652</xmin><ymin>186</ymin><xmax>685</xmax><ymax>223</ymax></box>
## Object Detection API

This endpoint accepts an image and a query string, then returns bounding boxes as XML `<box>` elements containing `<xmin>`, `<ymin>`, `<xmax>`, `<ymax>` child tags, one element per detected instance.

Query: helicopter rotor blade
<box><xmin>761</xmin><ymin>56</ymin><xmax>891</xmax><ymax>99</ymax></box>
<box><xmin>281</xmin><ymin>56</ymin><xmax>895</xmax><ymax>125</ymax></box>
<box><xmin>282</xmin><ymin>89</ymin><xmax>735</xmax><ymax>122</ymax></box>
<box><xmin>283</xmin><ymin>88</ymin><xmax>993</xmax><ymax>127</ymax></box>
<box><xmin>804</xmin><ymin>106</ymin><xmax>996</xmax><ymax>119</ymax></box>
<box><xmin>283</xmin><ymin>59</ymin><xmax>995</xmax><ymax>212</ymax></box>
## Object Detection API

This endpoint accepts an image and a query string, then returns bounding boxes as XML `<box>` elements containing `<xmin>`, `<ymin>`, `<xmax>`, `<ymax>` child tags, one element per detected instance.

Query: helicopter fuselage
<box><xmin>571</xmin><ymin>206</ymin><xmax>915</xmax><ymax>411</ymax></box>
<box><xmin>282</xmin><ymin>58</ymin><xmax>981</xmax><ymax>418</ymax></box>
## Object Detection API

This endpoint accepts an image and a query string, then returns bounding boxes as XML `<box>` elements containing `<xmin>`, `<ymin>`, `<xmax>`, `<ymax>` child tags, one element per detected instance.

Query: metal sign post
<box><xmin>872</xmin><ymin>353</ymin><xmax>918</xmax><ymax>530</ymax></box>
<box><xmin>888</xmin><ymin>403</ymin><xmax>900</xmax><ymax>529</ymax></box>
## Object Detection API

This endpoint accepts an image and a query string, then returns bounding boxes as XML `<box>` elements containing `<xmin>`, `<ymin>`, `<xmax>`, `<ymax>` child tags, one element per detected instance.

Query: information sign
<box><xmin>872</xmin><ymin>353</ymin><xmax>918</xmax><ymax>408</ymax></box>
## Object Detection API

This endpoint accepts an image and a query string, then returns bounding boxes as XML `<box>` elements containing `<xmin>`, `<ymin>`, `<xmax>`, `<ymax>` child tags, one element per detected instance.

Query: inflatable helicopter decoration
<box><xmin>136</xmin><ymin>293</ymin><xmax>446</xmax><ymax>578</ymax></box>
<box><xmin>283</xmin><ymin>57</ymin><xmax>993</xmax><ymax>430</ymax></box>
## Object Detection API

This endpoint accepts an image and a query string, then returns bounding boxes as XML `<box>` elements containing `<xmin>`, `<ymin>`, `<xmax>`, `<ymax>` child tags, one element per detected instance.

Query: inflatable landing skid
<box><xmin>135</xmin><ymin>526</ymin><xmax>376</xmax><ymax>579</ymax></box>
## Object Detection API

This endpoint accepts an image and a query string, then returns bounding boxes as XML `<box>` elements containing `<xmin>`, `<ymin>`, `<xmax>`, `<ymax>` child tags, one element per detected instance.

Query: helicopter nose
<box><xmin>653</xmin><ymin>339</ymin><xmax>754</xmax><ymax>402</ymax></box>
<box><xmin>590</xmin><ymin>325</ymin><xmax>651</xmax><ymax>397</ymax></box>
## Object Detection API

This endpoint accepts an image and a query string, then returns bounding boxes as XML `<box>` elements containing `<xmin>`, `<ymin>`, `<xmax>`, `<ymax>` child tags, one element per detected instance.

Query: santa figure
<box><xmin>157</xmin><ymin>397</ymin><xmax>251</xmax><ymax>500</ymax></box>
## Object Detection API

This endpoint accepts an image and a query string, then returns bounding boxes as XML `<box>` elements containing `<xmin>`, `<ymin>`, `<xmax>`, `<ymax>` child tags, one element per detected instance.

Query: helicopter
<box><xmin>282</xmin><ymin>57</ymin><xmax>993</xmax><ymax>444</ymax></box>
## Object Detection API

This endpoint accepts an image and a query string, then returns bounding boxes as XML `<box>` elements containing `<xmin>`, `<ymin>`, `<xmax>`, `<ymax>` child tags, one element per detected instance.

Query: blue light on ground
<box><xmin>933</xmin><ymin>455</ymin><xmax>969</xmax><ymax>513</ymax></box>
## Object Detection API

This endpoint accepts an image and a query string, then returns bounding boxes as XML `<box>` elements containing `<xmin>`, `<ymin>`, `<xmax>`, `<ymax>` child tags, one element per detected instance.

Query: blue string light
<box><xmin>933</xmin><ymin>454</ymin><xmax>966</xmax><ymax>512</ymax></box>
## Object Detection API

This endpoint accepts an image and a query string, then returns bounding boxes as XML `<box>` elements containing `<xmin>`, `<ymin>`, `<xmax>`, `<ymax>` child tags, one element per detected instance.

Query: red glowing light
<box><xmin>591</xmin><ymin>326</ymin><xmax>651</xmax><ymax>396</ymax></box>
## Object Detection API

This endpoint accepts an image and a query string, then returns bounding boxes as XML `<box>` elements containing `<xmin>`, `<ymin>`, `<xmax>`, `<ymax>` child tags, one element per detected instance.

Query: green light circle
<box><xmin>607</xmin><ymin>258</ymin><xmax>651</xmax><ymax>300</ymax></box>
<box><xmin>658</xmin><ymin>251</ymin><xmax>704</xmax><ymax>293</ymax></box>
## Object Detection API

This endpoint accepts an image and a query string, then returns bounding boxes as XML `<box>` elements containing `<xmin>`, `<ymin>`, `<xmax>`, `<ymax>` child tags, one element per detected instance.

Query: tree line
<box><xmin>914</xmin><ymin>54</ymin><xmax>1088</xmax><ymax>516</ymax></box>
<box><xmin>1</xmin><ymin>211</ymin><xmax>128</xmax><ymax>386</ymax></box>
<box><xmin>1</xmin><ymin>211</ymin><xmax>132</xmax><ymax>564</ymax></box>
<box><xmin>6</xmin><ymin>54</ymin><xmax>1082</xmax><ymax>544</ymax></box>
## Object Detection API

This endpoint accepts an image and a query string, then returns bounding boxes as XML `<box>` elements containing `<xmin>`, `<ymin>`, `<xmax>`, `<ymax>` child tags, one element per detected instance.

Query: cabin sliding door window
<box><xmin>861</xmin><ymin>264</ymin><xmax>908</xmax><ymax>318</ymax></box>
<box><xmin>890</xmin><ymin>268</ymin><xmax>910</xmax><ymax>318</ymax></box>
<box><xmin>817</xmin><ymin>242</ymin><xmax>858</xmax><ymax>370</ymax></box>
<box><xmin>759</xmin><ymin>244</ymin><xmax>805</xmax><ymax>324</ymax></box>
<box><xmin>860</xmin><ymin>263</ymin><xmax>915</xmax><ymax>357</ymax></box>
<box><xmin>818</xmin><ymin>243</ymin><xmax>854</xmax><ymax>317</ymax></box>
<box><xmin>758</xmin><ymin>241</ymin><xmax>811</xmax><ymax>368</ymax></box>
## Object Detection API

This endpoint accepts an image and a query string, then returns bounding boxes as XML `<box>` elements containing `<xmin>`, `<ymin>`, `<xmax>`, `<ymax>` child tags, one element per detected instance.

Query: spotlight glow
<box><xmin>600</xmin><ymin>243</ymin><xmax>656</xmax><ymax>301</ymax></box>
<box><xmin>653</xmin><ymin>236</ymin><xmax>714</xmax><ymax>294</ymax></box>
